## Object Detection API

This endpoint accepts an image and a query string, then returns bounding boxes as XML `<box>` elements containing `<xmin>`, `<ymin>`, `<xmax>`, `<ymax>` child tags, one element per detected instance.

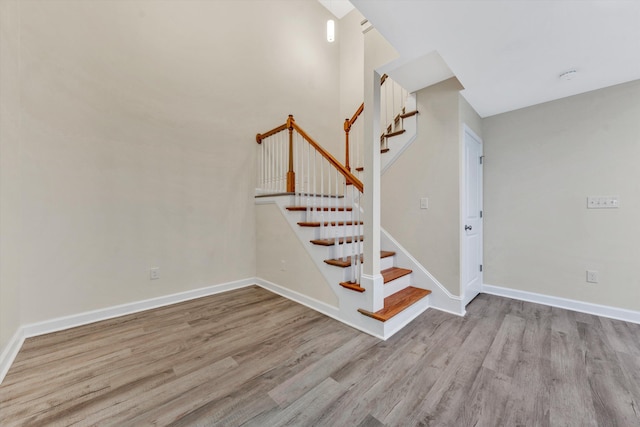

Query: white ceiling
<box><xmin>350</xmin><ymin>0</ymin><xmax>640</xmax><ymax>117</ymax></box>
<box><xmin>318</xmin><ymin>0</ymin><xmax>355</xmax><ymax>19</ymax></box>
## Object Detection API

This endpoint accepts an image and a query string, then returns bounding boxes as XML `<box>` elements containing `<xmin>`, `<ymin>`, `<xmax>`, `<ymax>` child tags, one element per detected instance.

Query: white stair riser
<box><xmin>311</xmin><ymin>225</ymin><xmax>363</xmax><ymax>240</ymax></box>
<box><xmin>384</xmin><ymin>273</ymin><xmax>412</xmax><ymax>298</ymax></box>
<box><xmin>380</xmin><ymin>255</ymin><xmax>395</xmax><ymax>270</ymax></box>
<box><xmin>291</xmin><ymin>211</ymin><xmax>353</xmax><ymax>222</ymax></box>
<box><xmin>294</xmin><ymin>210</ymin><xmax>354</xmax><ymax>223</ymax></box>
<box><xmin>293</xmin><ymin>196</ymin><xmax>354</xmax><ymax>208</ymax></box>
<box><xmin>330</xmin><ymin>241</ymin><xmax>363</xmax><ymax>258</ymax></box>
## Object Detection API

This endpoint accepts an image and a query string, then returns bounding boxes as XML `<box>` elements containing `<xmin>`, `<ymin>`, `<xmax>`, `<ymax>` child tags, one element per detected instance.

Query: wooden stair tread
<box><xmin>381</xmin><ymin>148</ymin><xmax>390</xmax><ymax>154</ymax></box>
<box><xmin>358</xmin><ymin>286</ymin><xmax>431</xmax><ymax>322</ymax></box>
<box><xmin>399</xmin><ymin>110</ymin><xmax>419</xmax><ymax>119</ymax></box>
<box><xmin>339</xmin><ymin>282</ymin><xmax>366</xmax><ymax>292</ymax></box>
<box><xmin>325</xmin><ymin>251</ymin><xmax>395</xmax><ymax>268</ymax></box>
<box><xmin>381</xmin><ymin>267</ymin><xmax>412</xmax><ymax>283</ymax></box>
<box><xmin>310</xmin><ymin>236</ymin><xmax>364</xmax><ymax>246</ymax></box>
<box><xmin>286</xmin><ymin>206</ymin><xmax>352</xmax><ymax>212</ymax></box>
<box><xmin>298</xmin><ymin>221</ymin><xmax>363</xmax><ymax>227</ymax></box>
<box><xmin>355</xmin><ymin>167</ymin><xmax>364</xmax><ymax>172</ymax></box>
<box><xmin>384</xmin><ymin>129</ymin><xmax>406</xmax><ymax>138</ymax></box>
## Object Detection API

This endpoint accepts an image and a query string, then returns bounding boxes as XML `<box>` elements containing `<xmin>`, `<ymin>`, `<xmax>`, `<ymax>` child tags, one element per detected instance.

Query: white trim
<box><xmin>20</xmin><ymin>278</ymin><xmax>255</xmax><ymax>338</ymax></box>
<box><xmin>254</xmin><ymin>277</ymin><xmax>341</xmax><ymax>318</ymax></box>
<box><xmin>460</xmin><ymin>123</ymin><xmax>483</xmax><ymax>307</ymax></box>
<box><xmin>254</xmin><ymin>278</ymin><xmax>386</xmax><ymax>340</ymax></box>
<box><xmin>482</xmin><ymin>283</ymin><xmax>640</xmax><ymax>325</ymax></box>
<box><xmin>0</xmin><ymin>329</ymin><xmax>25</xmax><ymax>384</ymax></box>
<box><xmin>0</xmin><ymin>278</ymin><xmax>255</xmax><ymax>384</ymax></box>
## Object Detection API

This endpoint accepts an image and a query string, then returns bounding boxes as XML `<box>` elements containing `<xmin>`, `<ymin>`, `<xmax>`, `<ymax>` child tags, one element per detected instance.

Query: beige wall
<box><xmin>339</xmin><ymin>9</ymin><xmax>365</xmax><ymax>124</ymax></box>
<box><xmin>256</xmin><ymin>203</ymin><xmax>338</xmax><ymax>307</ymax></box>
<box><xmin>381</xmin><ymin>78</ymin><xmax>464</xmax><ymax>296</ymax></box>
<box><xmin>484</xmin><ymin>80</ymin><xmax>640</xmax><ymax>311</ymax></box>
<box><xmin>0</xmin><ymin>0</ymin><xmax>22</xmax><ymax>349</ymax></box>
<box><xmin>1</xmin><ymin>0</ymin><xmax>342</xmax><ymax>340</ymax></box>
<box><xmin>459</xmin><ymin>95</ymin><xmax>483</xmax><ymax>142</ymax></box>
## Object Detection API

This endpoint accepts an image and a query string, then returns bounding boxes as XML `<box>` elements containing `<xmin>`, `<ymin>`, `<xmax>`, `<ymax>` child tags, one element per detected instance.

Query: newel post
<box><xmin>344</xmin><ymin>118</ymin><xmax>351</xmax><ymax>171</ymax></box>
<box><xmin>286</xmin><ymin>115</ymin><xmax>295</xmax><ymax>193</ymax></box>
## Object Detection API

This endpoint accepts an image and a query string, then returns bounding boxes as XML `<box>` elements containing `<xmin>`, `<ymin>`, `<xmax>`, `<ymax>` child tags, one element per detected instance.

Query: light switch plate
<box><xmin>420</xmin><ymin>197</ymin><xmax>429</xmax><ymax>209</ymax></box>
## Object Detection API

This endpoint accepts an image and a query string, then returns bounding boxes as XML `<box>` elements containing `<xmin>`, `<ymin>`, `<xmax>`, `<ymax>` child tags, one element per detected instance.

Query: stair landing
<box><xmin>358</xmin><ymin>286</ymin><xmax>431</xmax><ymax>322</ymax></box>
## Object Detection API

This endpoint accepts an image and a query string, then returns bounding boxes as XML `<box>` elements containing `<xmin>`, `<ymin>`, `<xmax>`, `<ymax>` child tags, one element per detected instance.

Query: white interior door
<box><xmin>462</xmin><ymin>125</ymin><xmax>483</xmax><ymax>306</ymax></box>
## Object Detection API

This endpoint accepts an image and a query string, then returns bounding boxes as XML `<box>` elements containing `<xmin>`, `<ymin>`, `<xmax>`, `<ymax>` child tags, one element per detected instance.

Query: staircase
<box><xmin>287</xmin><ymin>204</ymin><xmax>431</xmax><ymax>321</ymax></box>
<box><xmin>347</xmin><ymin>75</ymin><xmax>419</xmax><ymax>176</ymax></box>
<box><xmin>258</xmin><ymin>193</ymin><xmax>432</xmax><ymax>338</ymax></box>
<box><xmin>254</xmin><ymin>76</ymin><xmax>434</xmax><ymax>339</ymax></box>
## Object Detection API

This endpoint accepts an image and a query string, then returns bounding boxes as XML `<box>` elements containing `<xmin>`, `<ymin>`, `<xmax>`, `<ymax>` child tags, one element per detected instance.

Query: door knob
<box><xmin>465</xmin><ymin>225</ymin><xmax>472</xmax><ymax>231</ymax></box>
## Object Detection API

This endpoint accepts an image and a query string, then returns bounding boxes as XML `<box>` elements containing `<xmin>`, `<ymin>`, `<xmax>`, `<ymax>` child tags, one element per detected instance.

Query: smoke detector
<box><xmin>559</xmin><ymin>70</ymin><xmax>578</xmax><ymax>81</ymax></box>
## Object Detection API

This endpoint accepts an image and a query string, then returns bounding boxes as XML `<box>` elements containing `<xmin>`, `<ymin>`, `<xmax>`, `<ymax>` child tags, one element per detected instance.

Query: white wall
<box><xmin>381</xmin><ymin>78</ymin><xmax>465</xmax><ymax>296</ymax></box>
<box><xmin>256</xmin><ymin>203</ymin><xmax>338</xmax><ymax>307</ymax></box>
<box><xmin>483</xmin><ymin>80</ymin><xmax>640</xmax><ymax>311</ymax></box>
<box><xmin>339</xmin><ymin>9</ymin><xmax>365</xmax><ymax>124</ymax></box>
<box><xmin>0</xmin><ymin>0</ymin><xmax>343</xmax><ymax>346</ymax></box>
<box><xmin>0</xmin><ymin>0</ymin><xmax>22</xmax><ymax>350</ymax></box>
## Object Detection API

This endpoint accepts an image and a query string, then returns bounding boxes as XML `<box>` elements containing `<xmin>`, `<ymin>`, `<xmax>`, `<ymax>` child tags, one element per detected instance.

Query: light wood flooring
<box><xmin>1</xmin><ymin>285</ymin><xmax>640</xmax><ymax>426</ymax></box>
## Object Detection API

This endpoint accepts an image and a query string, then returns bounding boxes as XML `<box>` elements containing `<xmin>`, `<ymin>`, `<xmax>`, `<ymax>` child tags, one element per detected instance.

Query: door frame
<box><xmin>460</xmin><ymin>124</ymin><xmax>483</xmax><ymax>306</ymax></box>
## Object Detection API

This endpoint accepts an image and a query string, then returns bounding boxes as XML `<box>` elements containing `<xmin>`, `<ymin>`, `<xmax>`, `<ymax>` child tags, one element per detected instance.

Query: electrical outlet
<box><xmin>420</xmin><ymin>197</ymin><xmax>429</xmax><ymax>209</ymax></box>
<box><xmin>586</xmin><ymin>270</ymin><xmax>598</xmax><ymax>283</ymax></box>
<box><xmin>587</xmin><ymin>196</ymin><xmax>619</xmax><ymax>209</ymax></box>
<box><xmin>150</xmin><ymin>267</ymin><xmax>160</xmax><ymax>280</ymax></box>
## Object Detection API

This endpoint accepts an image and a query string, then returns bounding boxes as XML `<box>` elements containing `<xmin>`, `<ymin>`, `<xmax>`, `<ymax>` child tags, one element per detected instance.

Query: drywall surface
<box><xmin>483</xmin><ymin>80</ymin><xmax>640</xmax><ymax>311</ymax></box>
<box><xmin>256</xmin><ymin>203</ymin><xmax>338</xmax><ymax>307</ymax></box>
<box><xmin>0</xmin><ymin>0</ymin><xmax>22</xmax><ymax>350</ymax></box>
<box><xmin>7</xmin><ymin>0</ymin><xmax>341</xmax><ymax>326</ymax></box>
<box><xmin>459</xmin><ymin>95</ymin><xmax>483</xmax><ymax>141</ymax></box>
<box><xmin>381</xmin><ymin>78</ymin><xmax>464</xmax><ymax>296</ymax></box>
<box><xmin>339</xmin><ymin>8</ymin><xmax>365</xmax><ymax>124</ymax></box>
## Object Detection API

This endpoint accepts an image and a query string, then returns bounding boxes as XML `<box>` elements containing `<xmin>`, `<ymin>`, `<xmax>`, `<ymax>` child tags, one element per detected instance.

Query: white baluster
<box><xmin>331</xmin><ymin>169</ymin><xmax>340</xmax><ymax>252</ymax></box>
<box><xmin>312</xmin><ymin>149</ymin><xmax>316</xmax><ymax>222</ymax></box>
<box><xmin>307</xmin><ymin>144</ymin><xmax>312</xmax><ymax>221</ymax></box>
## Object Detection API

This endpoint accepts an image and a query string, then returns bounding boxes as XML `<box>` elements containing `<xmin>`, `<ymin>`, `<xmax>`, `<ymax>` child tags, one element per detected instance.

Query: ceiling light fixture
<box><xmin>327</xmin><ymin>19</ymin><xmax>335</xmax><ymax>42</ymax></box>
<box><xmin>559</xmin><ymin>70</ymin><xmax>578</xmax><ymax>81</ymax></box>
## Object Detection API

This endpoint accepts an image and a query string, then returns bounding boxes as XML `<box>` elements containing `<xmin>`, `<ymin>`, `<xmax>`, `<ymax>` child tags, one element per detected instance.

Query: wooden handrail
<box><xmin>290</xmin><ymin>118</ymin><xmax>364</xmax><ymax>193</ymax></box>
<box><xmin>346</xmin><ymin>103</ymin><xmax>364</xmax><ymax>131</ymax></box>
<box><xmin>255</xmin><ymin>115</ymin><xmax>364</xmax><ymax>193</ymax></box>
<box><xmin>343</xmin><ymin>75</ymin><xmax>393</xmax><ymax>168</ymax></box>
<box><xmin>256</xmin><ymin>123</ymin><xmax>288</xmax><ymax>144</ymax></box>
<box><xmin>344</xmin><ymin>102</ymin><xmax>365</xmax><ymax>171</ymax></box>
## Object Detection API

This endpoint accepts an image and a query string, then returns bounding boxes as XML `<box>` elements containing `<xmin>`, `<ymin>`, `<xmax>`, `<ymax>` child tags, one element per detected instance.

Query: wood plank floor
<box><xmin>1</xmin><ymin>286</ymin><xmax>639</xmax><ymax>426</ymax></box>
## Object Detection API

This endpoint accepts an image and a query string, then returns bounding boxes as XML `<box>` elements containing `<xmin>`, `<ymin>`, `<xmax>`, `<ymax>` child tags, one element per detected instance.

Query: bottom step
<box><xmin>358</xmin><ymin>286</ymin><xmax>431</xmax><ymax>322</ymax></box>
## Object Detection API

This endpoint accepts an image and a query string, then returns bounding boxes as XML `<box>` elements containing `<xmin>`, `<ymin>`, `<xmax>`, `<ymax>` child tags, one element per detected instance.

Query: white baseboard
<box><xmin>482</xmin><ymin>283</ymin><xmax>640</xmax><ymax>325</ymax></box>
<box><xmin>0</xmin><ymin>277</ymin><xmax>255</xmax><ymax>384</ymax></box>
<box><xmin>254</xmin><ymin>277</ymin><xmax>385</xmax><ymax>340</ymax></box>
<box><xmin>0</xmin><ymin>328</ymin><xmax>25</xmax><ymax>385</ymax></box>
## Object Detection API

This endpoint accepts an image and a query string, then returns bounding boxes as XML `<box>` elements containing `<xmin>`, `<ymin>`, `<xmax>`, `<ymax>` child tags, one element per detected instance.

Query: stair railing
<box><xmin>256</xmin><ymin>115</ymin><xmax>365</xmax><ymax>286</ymax></box>
<box><xmin>344</xmin><ymin>74</ymin><xmax>409</xmax><ymax>172</ymax></box>
<box><xmin>343</xmin><ymin>102</ymin><xmax>364</xmax><ymax>172</ymax></box>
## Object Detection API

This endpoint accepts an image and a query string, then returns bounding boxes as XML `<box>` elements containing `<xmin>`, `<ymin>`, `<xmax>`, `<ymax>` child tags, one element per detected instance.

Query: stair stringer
<box><xmin>381</xmin><ymin>227</ymin><xmax>466</xmax><ymax>316</ymax></box>
<box><xmin>381</xmin><ymin>93</ymin><xmax>418</xmax><ymax>175</ymax></box>
<box><xmin>256</xmin><ymin>195</ymin><xmax>387</xmax><ymax>338</ymax></box>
